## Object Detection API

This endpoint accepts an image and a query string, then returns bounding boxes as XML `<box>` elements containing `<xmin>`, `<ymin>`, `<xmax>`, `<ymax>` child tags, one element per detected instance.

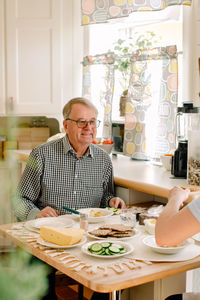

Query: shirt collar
<box><xmin>63</xmin><ymin>134</ymin><xmax>94</xmax><ymax>158</ymax></box>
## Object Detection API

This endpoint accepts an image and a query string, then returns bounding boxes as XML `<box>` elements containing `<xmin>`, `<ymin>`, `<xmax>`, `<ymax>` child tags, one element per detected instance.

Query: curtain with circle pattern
<box><xmin>123</xmin><ymin>45</ymin><xmax>178</xmax><ymax>160</ymax></box>
<box><xmin>81</xmin><ymin>0</ymin><xmax>192</xmax><ymax>25</ymax></box>
<box><xmin>82</xmin><ymin>53</ymin><xmax>115</xmax><ymax>139</ymax></box>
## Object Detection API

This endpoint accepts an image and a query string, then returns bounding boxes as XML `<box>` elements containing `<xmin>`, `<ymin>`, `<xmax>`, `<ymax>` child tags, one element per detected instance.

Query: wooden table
<box><xmin>1</xmin><ymin>222</ymin><xmax>200</xmax><ymax>300</ymax></box>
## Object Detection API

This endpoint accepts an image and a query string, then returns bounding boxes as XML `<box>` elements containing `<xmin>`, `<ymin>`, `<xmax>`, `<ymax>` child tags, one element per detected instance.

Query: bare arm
<box><xmin>155</xmin><ymin>186</ymin><xmax>200</xmax><ymax>246</ymax></box>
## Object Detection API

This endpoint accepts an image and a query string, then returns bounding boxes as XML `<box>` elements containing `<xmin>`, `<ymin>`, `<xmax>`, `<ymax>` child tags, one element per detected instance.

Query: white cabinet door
<box><xmin>5</xmin><ymin>0</ymin><xmax>63</xmax><ymax>117</ymax></box>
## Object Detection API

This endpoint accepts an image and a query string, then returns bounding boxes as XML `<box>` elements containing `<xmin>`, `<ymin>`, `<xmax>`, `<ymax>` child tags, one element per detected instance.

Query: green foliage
<box><xmin>0</xmin><ymin>249</ymin><xmax>48</xmax><ymax>300</ymax></box>
<box><xmin>112</xmin><ymin>31</ymin><xmax>161</xmax><ymax>95</ymax></box>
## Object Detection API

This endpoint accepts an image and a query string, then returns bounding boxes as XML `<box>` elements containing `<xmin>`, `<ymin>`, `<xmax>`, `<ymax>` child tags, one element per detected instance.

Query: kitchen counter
<box><xmin>13</xmin><ymin>150</ymin><xmax>200</xmax><ymax>202</ymax></box>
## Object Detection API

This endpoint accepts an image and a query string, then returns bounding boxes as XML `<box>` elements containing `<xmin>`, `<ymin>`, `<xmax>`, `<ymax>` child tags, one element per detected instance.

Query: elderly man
<box><xmin>15</xmin><ymin>97</ymin><xmax>125</xmax><ymax>221</ymax></box>
<box><xmin>14</xmin><ymin>97</ymin><xmax>126</xmax><ymax>300</ymax></box>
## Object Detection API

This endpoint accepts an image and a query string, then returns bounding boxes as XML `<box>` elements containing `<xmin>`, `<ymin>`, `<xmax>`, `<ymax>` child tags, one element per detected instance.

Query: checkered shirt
<box><xmin>14</xmin><ymin>135</ymin><xmax>115</xmax><ymax>221</ymax></box>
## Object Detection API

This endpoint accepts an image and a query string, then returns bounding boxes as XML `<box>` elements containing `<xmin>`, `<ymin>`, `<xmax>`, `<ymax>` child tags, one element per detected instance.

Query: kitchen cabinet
<box><xmin>0</xmin><ymin>0</ymin><xmax>82</xmax><ymax>122</ymax></box>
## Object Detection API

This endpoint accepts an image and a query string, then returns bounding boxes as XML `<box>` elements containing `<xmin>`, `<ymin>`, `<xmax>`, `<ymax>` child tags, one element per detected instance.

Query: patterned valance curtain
<box><xmin>81</xmin><ymin>0</ymin><xmax>192</xmax><ymax>25</ymax></box>
<box><xmin>123</xmin><ymin>45</ymin><xmax>178</xmax><ymax>160</ymax></box>
<box><xmin>82</xmin><ymin>53</ymin><xmax>115</xmax><ymax>139</ymax></box>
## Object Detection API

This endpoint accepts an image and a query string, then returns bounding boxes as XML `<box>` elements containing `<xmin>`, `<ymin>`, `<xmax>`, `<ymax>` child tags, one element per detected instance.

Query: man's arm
<box><xmin>14</xmin><ymin>149</ymin><xmax>43</xmax><ymax>221</ymax></box>
<box><xmin>155</xmin><ymin>186</ymin><xmax>200</xmax><ymax>246</ymax></box>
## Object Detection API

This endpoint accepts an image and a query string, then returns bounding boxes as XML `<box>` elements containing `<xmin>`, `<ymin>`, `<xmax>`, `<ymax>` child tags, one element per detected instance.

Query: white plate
<box><xmin>81</xmin><ymin>240</ymin><xmax>134</xmax><ymax>258</ymax></box>
<box><xmin>72</xmin><ymin>208</ymin><xmax>113</xmax><ymax>223</ymax></box>
<box><xmin>37</xmin><ymin>236</ymin><xmax>87</xmax><ymax>249</ymax></box>
<box><xmin>24</xmin><ymin>222</ymin><xmax>40</xmax><ymax>233</ymax></box>
<box><xmin>143</xmin><ymin>236</ymin><xmax>188</xmax><ymax>254</ymax></box>
<box><xmin>192</xmin><ymin>233</ymin><xmax>200</xmax><ymax>243</ymax></box>
<box><xmin>87</xmin><ymin>228</ymin><xmax>140</xmax><ymax>241</ymax></box>
<box><xmin>26</xmin><ymin>217</ymin><xmax>73</xmax><ymax>230</ymax></box>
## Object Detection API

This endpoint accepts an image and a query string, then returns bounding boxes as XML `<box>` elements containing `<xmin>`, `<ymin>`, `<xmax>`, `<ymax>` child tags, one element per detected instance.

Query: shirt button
<box><xmin>75</xmin><ymin>174</ymin><xmax>78</xmax><ymax>178</ymax></box>
<box><xmin>74</xmin><ymin>191</ymin><xmax>76</xmax><ymax>195</ymax></box>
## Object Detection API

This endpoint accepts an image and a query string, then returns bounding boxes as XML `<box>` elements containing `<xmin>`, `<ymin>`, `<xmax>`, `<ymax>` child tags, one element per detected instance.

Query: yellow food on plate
<box><xmin>89</xmin><ymin>209</ymin><xmax>103</xmax><ymax>217</ymax></box>
<box><xmin>40</xmin><ymin>226</ymin><xmax>85</xmax><ymax>246</ymax></box>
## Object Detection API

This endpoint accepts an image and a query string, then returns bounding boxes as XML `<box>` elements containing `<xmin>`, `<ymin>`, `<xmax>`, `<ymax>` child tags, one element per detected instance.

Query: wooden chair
<box><xmin>55</xmin><ymin>271</ymin><xmax>84</xmax><ymax>300</ymax></box>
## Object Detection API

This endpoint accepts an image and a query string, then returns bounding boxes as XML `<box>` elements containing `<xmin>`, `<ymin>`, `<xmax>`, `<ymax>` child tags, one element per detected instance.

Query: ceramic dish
<box><xmin>143</xmin><ymin>236</ymin><xmax>188</xmax><ymax>254</ymax></box>
<box><xmin>192</xmin><ymin>233</ymin><xmax>200</xmax><ymax>243</ymax></box>
<box><xmin>81</xmin><ymin>240</ymin><xmax>134</xmax><ymax>258</ymax></box>
<box><xmin>87</xmin><ymin>228</ymin><xmax>140</xmax><ymax>241</ymax></box>
<box><xmin>24</xmin><ymin>217</ymin><xmax>73</xmax><ymax>232</ymax></box>
<box><xmin>37</xmin><ymin>236</ymin><xmax>87</xmax><ymax>249</ymax></box>
<box><xmin>72</xmin><ymin>208</ymin><xmax>113</xmax><ymax>223</ymax></box>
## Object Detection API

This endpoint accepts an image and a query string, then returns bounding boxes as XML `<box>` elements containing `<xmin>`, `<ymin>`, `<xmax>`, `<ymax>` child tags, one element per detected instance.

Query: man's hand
<box><xmin>109</xmin><ymin>197</ymin><xmax>126</xmax><ymax>209</ymax></box>
<box><xmin>36</xmin><ymin>206</ymin><xmax>59</xmax><ymax>218</ymax></box>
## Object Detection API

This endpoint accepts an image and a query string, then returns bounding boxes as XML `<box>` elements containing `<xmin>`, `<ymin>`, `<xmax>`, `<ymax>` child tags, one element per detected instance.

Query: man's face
<box><xmin>63</xmin><ymin>103</ymin><xmax>97</xmax><ymax>150</ymax></box>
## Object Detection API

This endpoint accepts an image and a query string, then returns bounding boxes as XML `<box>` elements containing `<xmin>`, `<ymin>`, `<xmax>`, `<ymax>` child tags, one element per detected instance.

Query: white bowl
<box><xmin>144</xmin><ymin>218</ymin><xmax>157</xmax><ymax>235</ymax></box>
<box><xmin>96</xmin><ymin>144</ymin><xmax>113</xmax><ymax>154</ymax></box>
<box><xmin>72</xmin><ymin>208</ymin><xmax>113</xmax><ymax>223</ymax></box>
<box><xmin>160</xmin><ymin>155</ymin><xmax>172</xmax><ymax>171</ymax></box>
<box><xmin>143</xmin><ymin>236</ymin><xmax>188</xmax><ymax>254</ymax></box>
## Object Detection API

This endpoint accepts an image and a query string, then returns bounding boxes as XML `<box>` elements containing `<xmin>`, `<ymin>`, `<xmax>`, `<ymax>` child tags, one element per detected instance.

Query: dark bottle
<box><xmin>171</xmin><ymin>141</ymin><xmax>188</xmax><ymax>178</ymax></box>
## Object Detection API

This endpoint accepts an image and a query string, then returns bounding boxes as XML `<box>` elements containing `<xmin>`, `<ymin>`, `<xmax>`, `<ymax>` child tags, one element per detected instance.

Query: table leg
<box><xmin>109</xmin><ymin>290</ymin><xmax>121</xmax><ymax>300</ymax></box>
<box><xmin>78</xmin><ymin>284</ymin><xmax>84</xmax><ymax>300</ymax></box>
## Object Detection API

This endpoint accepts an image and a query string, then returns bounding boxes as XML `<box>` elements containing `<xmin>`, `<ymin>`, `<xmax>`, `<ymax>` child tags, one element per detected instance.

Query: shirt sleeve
<box><xmin>188</xmin><ymin>197</ymin><xmax>200</xmax><ymax>223</ymax></box>
<box><xmin>13</xmin><ymin>148</ymin><xmax>43</xmax><ymax>221</ymax></box>
<box><xmin>100</xmin><ymin>155</ymin><xmax>115</xmax><ymax>207</ymax></box>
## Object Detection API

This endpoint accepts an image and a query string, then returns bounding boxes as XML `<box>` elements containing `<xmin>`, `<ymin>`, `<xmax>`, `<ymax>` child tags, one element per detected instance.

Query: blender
<box><xmin>171</xmin><ymin>102</ymin><xmax>200</xmax><ymax>178</ymax></box>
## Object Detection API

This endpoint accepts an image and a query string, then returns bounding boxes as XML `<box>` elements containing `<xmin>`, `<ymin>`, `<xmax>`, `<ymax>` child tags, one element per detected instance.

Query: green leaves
<box><xmin>0</xmin><ymin>249</ymin><xmax>48</xmax><ymax>300</ymax></box>
<box><xmin>112</xmin><ymin>32</ymin><xmax>161</xmax><ymax>95</ymax></box>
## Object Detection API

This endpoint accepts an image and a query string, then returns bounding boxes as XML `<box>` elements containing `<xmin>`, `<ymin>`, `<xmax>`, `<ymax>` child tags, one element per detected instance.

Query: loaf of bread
<box><xmin>40</xmin><ymin>227</ymin><xmax>85</xmax><ymax>246</ymax></box>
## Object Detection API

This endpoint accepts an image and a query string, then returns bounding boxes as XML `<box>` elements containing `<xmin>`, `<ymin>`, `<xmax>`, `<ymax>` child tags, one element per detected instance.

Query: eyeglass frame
<box><xmin>65</xmin><ymin>118</ymin><xmax>101</xmax><ymax>128</ymax></box>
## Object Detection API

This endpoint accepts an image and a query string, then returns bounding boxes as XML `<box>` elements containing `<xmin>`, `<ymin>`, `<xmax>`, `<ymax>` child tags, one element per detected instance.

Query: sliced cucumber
<box><xmin>119</xmin><ymin>249</ymin><xmax>126</xmax><ymax>254</ymax></box>
<box><xmin>90</xmin><ymin>243</ymin><xmax>103</xmax><ymax>252</ymax></box>
<box><xmin>101</xmin><ymin>242</ymin><xmax>111</xmax><ymax>248</ymax></box>
<box><xmin>109</xmin><ymin>246</ymin><xmax>120</xmax><ymax>253</ymax></box>
<box><xmin>88</xmin><ymin>242</ymin><xmax>127</xmax><ymax>256</ymax></box>
<box><xmin>111</xmin><ymin>243</ymin><xmax>124</xmax><ymax>250</ymax></box>
<box><xmin>105</xmin><ymin>248</ymin><xmax>110</xmax><ymax>255</ymax></box>
<box><xmin>91</xmin><ymin>249</ymin><xmax>105</xmax><ymax>255</ymax></box>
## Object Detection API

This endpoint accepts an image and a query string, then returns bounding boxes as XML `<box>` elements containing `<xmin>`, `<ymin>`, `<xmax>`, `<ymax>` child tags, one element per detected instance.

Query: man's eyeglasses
<box><xmin>65</xmin><ymin>118</ymin><xmax>101</xmax><ymax>128</ymax></box>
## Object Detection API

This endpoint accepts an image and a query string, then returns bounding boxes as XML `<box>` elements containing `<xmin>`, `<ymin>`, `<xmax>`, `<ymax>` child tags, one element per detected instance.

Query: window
<box><xmin>83</xmin><ymin>5</ymin><xmax>183</xmax><ymax>134</ymax></box>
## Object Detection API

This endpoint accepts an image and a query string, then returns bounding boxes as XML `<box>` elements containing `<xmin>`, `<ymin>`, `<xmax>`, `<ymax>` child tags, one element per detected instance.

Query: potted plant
<box><xmin>0</xmin><ymin>249</ymin><xmax>48</xmax><ymax>300</ymax></box>
<box><xmin>112</xmin><ymin>32</ymin><xmax>161</xmax><ymax>116</ymax></box>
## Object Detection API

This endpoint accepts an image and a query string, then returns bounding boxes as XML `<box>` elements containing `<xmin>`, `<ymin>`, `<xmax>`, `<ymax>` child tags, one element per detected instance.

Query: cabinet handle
<box><xmin>7</xmin><ymin>97</ymin><xmax>15</xmax><ymax>113</ymax></box>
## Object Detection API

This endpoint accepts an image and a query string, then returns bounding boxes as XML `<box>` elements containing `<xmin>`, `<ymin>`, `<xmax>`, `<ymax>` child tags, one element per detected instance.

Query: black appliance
<box><xmin>171</xmin><ymin>140</ymin><xmax>188</xmax><ymax>178</ymax></box>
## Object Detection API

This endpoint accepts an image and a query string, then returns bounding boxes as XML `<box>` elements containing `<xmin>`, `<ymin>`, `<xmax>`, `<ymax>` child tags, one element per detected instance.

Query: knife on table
<box><xmin>62</xmin><ymin>206</ymin><xmax>80</xmax><ymax>215</ymax></box>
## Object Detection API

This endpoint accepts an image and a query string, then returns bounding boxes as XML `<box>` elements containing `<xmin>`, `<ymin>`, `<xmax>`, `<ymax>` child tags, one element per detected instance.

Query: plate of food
<box><xmin>143</xmin><ymin>236</ymin><xmax>188</xmax><ymax>254</ymax></box>
<box><xmin>25</xmin><ymin>217</ymin><xmax>73</xmax><ymax>231</ymax></box>
<box><xmin>37</xmin><ymin>227</ymin><xmax>86</xmax><ymax>249</ymax></box>
<box><xmin>82</xmin><ymin>240</ymin><xmax>134</xmax><ymax>258</ymax></box>
<box><xmin>87</xmin><ymin>224</ymin><xmax>139</xmax><ymax>240</ymax></box>
<box><xmin>72</xmin><ymin>208</ymin><xmax>113</xmax><ymax>223</ymax></box>
<box><xmin>37</xmin><ymin>236</ymin><xmax>87</xmax><ymax>249</ymax></box>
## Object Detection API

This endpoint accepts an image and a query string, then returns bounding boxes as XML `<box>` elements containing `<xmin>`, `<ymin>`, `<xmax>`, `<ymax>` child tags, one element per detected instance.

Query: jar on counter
<box><xmin>188</xmin><ymin>130</ymin><xmax>200</xmax><ymax>185</ymax></box>
<box><xmin>0</xmin><ymin>136</ymin><xmax>6</xmax><ymax>160</ymax></box>
<box><xmin>79</xmin><ymin>213</ymin><xmax>88</xmax><ymax>231</ymax></box>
